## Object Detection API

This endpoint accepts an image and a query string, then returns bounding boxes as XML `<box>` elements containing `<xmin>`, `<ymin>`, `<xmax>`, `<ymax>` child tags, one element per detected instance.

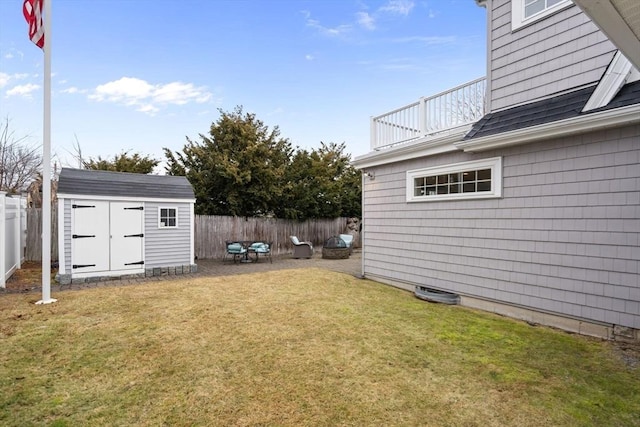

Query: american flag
<box><xmin>23</xmin><ymin>0</ymin><xmax>45</xmax><ymax>49</ymax></box>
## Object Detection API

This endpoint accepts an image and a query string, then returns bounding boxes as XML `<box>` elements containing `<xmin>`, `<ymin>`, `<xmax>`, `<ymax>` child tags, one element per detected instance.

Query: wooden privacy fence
<box><xmin>1</xmin><ymin>193</ymin><xmax>27</xmax><ymax>287</ymax></box>
<box><xmin>25</xmin><ymin>208</ymin><xmax>357</xmax><ymax>261</ymax></box>
<box><xmin>195</xmin><ymin>215</ymin><xmax>354</xmax><ymax>260</ymax></box>
<box><xmin>25</xmin><ymin>207</ymin><xmax>58</xmax><ymax>262</ymax></box>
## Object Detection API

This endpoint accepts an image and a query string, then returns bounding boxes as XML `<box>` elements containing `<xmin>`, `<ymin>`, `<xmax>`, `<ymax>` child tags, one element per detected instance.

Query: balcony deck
<box><xmin>370</xmin><ymin>77</ymin><xmax>486</xmax><ymax>151</ymax></box>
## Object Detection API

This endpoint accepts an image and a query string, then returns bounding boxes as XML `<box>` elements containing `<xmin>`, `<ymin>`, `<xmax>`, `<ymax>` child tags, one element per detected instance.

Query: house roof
<box><xmin>464</xmin><ymin>80</ymin><xmax>640</xmax><ymax>140</ymax></box>
<box><xmin>57</xmin><ymin>168</ymin><xmax>195</xmax><ymax>200</ymax></box>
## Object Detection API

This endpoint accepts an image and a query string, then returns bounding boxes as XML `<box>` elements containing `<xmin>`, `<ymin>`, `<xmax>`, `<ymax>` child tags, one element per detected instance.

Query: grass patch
<box><xmin>1</xmin><ymin>268</ymin><xmax>638</xmax><ymax>426</ymax></box>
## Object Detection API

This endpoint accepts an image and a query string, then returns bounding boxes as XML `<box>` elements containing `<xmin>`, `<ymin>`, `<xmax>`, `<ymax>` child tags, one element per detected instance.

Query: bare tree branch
<box><xmin>0</xmin><ymin>116</ymin><xmax>42</xmax><ymax>194</ymax></box>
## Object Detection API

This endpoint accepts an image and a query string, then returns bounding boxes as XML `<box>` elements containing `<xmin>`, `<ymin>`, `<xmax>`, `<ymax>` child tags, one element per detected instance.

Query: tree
<box><xmin>0</xmin><ymin>116</ymin><xmax>42</xmax><ymax>194</ymax></box>
<box><xmin>83</xmin><ymin>150</ymin><xmax>159</xmax><ymax>174</ymax></box>
<box><xmin>165</xmin><ymin>106</ymin><xmax>293</xmax><ymax>217</ymax></box>
<box><xmin>275</xmin><ymin>142</ymin><xmax>361</xmax><ymax>220</ymax></box>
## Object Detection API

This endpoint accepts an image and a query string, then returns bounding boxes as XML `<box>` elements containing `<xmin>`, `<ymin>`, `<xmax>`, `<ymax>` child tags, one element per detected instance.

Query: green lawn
<box><xmin>1</xmin><ymin>268</ymin><xmax>638</xmax><ymax>426</ymax></box>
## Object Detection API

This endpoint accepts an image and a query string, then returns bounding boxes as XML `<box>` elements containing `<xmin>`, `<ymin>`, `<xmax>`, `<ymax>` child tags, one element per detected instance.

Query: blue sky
<box><xmin>0</xmin><ymin>0</ymin><xmax>487</xmax><ymax>170</ymax></box>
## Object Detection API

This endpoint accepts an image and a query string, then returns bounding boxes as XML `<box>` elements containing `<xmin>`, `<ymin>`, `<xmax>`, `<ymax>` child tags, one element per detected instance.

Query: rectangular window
<box><xmin>512</xmin><ymin>0</ymin><xmax>572</xmax><ymax>31</ymax></box>
<box><xmin>158</xmin><ymin>207</ymin><xmax>178</xmax><ymax>228</ymax></box>
<box><xmin>407</xmin><ymin>157</ymin><xmax>502</xmax><ymax>202</ymax></box>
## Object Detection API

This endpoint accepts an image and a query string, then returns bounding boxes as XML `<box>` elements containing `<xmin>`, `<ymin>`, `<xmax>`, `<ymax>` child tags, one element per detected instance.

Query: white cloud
<box><xmin>136</xmin><ymin>104</ymin><xmax>160</xmax><ymax>114</ymax></box>
<box><xmin>88</xmin><ymin>77</ymin><xmax>212</xmax><ymax>115</ymax></box>
<box><xmin>60</xmin><ymin>87</ymin><xmax>82</xmax><ymax>94</ymax></box>
<box><xmin>0</xmin><ymin>72</ymin><xmax>9</xmax><ymax>88</ymax></box>
<box><xmin>153</xmin><ymin>81</ymin><xmax>211</xmax><ymax>105</ymax></box>
<box><xmin>0</xmin><ymin>72</ymin><xmax>30</xmax><ymax>89</ymax></box>
<box><xmin>2</xmin><ymin>48</ymin><xmax>24</xmax><ymax>61</ymax></box>
<box><xmin>307</xmin><ymin>18</ymin><xmax>351</xmax><ymax>36</ymax></box>
<box><xmin>305</xmin><ymin>54</ymin><xmax>314</xmax><ymax>61</ymax></box>
<box><xmin>303</xmin><ymin>11</ymin><xmax>352</xmax><ymax>37</ymax></box>
<box><xmin>356</xmin><ymin>11</ymin><xmax>376</xmax><ymax>30</ymax></box>
<box><xmin>6</xmin><ymin>83</ymin><xmax>41</xmax><ymax>97</ymax></box>
<box><xmin>379</xmin><ymin>0</ymin><xmax>415</xmax><ymax>16</ymax></box>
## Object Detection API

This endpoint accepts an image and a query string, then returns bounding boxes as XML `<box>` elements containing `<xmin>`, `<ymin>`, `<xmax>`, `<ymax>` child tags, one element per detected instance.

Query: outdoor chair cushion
<box><xmin>339</xmin><ymin>234</ymin><xmax>354</xmax><ymax>248</ymax></box>
<box><xmin>249</xmin><ymin>242</ymin><xmax>270</xmax><ymax>253</ymax></box>
<box><xmin>227</xmin><ymin>243</ymin><xmax>246</xmax><ymax>254</ymax></box>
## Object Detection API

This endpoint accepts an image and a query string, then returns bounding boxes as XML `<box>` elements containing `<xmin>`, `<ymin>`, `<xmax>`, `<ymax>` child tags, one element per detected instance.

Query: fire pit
<box><xmin>322</xmin><ymin>236</ymin><xmax>350</xmax><ymax>259</ymax></box>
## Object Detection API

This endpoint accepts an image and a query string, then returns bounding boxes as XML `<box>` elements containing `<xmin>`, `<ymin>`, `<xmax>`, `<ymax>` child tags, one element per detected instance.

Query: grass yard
<box><xmin>1</xmin><ymin>268</ymin><xmax>638</xmax><ymax>426</ymax></box>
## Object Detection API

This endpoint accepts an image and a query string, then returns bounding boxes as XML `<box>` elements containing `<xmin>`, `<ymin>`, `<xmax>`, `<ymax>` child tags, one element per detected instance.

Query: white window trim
<box><xmin>511</xmin><ymin>0</ymin><xmax>573</xmax><ymax>31</ymax></box>
<box><xmin>158</xmin><ymin>206</ymin><xmax>178</xmax><ymax>229</ymax></box>
<box><xmin>406</xmin><ymin>157</ymin><xmax>502</xmax><ymax>202</ymax></box>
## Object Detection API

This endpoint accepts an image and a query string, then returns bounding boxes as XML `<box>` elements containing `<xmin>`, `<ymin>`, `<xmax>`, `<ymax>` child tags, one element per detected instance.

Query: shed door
<box><xmin>110</xmin><ymin>202</ymin><xmax>144</xmax><ymax>270</ymax></box>
<box><xmin>71</xmin><ymin>201</ymin><xmax>110</xmax><ymax>273</ymax></box>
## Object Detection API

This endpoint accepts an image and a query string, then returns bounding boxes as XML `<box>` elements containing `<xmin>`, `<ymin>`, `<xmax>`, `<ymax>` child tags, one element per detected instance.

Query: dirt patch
<box><xmin>611</xmin><ymin>342</ymin><xmax>640</xmax><ymax>370</ymax></box>
<box><xmin>4</xmin><ymin>262</ymin><xmax>57</xmax><ymax>291</ymax></box>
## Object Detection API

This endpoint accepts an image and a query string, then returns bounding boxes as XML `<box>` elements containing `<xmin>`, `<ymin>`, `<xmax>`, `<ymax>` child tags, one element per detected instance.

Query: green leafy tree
<box><xmin>84</xmin><ymin>150</ymin><xmax>159</xmax><ymax>174</ymax></box>
<box><xmin>164</xmin><ymin>106</ymin><xmax>292</xmax><ymax>217</ymax></box>
<box><xmin>276</xmin><ymin>142</ymin><xmax>361</xmax><ymax>220</ymax></box>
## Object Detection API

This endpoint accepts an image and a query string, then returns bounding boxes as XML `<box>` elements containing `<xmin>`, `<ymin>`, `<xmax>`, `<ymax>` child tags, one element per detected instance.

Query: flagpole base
<box><xmin>35</xmin><ymin>298</ymin><xmax>57</xmax><ymax>305</ymax></box>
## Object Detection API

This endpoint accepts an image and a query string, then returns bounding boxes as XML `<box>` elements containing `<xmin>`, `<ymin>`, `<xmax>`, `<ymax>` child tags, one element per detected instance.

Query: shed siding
<box><xmin>363</xmin><ymin>124</ymin><xmax>640</xmax><ymax>329</ymax></box>
<box><xmin>489</xmin><ymin>0</ymin><xmax>617</xmax><ymax>112</ymax></box>
<box><xmin>144</xmin><ymin>202</ymin><xmax>192</xmax><ymax>267</ymax></box>
<box><xmin>63</xmin><ymin>199</ymin><xmax>72</xmax><ymax>273</ymax></box>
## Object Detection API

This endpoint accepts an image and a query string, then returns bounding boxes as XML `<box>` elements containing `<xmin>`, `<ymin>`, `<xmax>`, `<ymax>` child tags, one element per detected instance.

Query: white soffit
<box><xmin>573</xmin><ymin>0</ymin><xmax>640</xmax><ymax>70</ymax></box>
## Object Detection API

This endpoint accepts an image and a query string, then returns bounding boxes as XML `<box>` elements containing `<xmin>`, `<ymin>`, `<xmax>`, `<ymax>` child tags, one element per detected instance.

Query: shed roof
<box><xmin>464</xmin><ymin>80</ymin><xmax>640</xmax><ymax>140</ymax></box>
<box><xmin>57</xmin><ymin>168</ymin><xmax>195</xmax><ymax>200</ymax></box>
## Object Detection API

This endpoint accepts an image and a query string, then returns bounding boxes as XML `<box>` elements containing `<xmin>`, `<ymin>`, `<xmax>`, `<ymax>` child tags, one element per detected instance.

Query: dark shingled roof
<box><xmin>464</xmin><ymin>80</ymin><xmax>640</xmax><ymax>140</ymax></box>
<box><xmin>57</xmin><ymin>168</ymin><xmax>195</xmax><ymax>200</ymax></box>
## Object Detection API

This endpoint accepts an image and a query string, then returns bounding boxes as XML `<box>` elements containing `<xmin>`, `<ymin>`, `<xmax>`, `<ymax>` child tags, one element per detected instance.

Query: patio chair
<box><xmin>225</xmin><ymin>241</ymin><xmax>247</xmax><ymax>264</ymax></box>
<box><xmin>249</xmin><ymin>242</ymin><xmax>272</xmax><ymax>263</ymax></box>
<box><xmin>339</xmin><ymin>234</ymin><xmax>354</xmax><ymax>253</ymax></box>
<box><xmin>289</xmin><ymin>236</ymin><xmax>313</xmax><ymax>259</ymax></box>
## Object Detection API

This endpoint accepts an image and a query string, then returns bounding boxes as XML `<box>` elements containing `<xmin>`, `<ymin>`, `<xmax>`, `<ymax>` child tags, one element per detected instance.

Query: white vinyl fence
<box><xmin>1</xmin><ymin>192</ymin><xmax>27</xmax><ymax>287</ymax></box>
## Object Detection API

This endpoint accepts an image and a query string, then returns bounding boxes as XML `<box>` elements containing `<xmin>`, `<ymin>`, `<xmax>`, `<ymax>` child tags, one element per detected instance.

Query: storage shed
<box><xmin>56</xmin><ymin>168</ymin><xmax>197</xmax><ymax>284</ymax></box>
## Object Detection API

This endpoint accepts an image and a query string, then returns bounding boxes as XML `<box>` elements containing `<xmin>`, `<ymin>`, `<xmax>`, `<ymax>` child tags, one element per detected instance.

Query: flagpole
<box><xmin>36</xmin><ymin>0</ymin><xmax>55</xmax><ymax>305</ymax></box>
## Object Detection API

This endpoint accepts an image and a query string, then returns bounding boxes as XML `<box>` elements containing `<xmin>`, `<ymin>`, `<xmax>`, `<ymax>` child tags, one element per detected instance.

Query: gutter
<box><xmin>455</xmin><ymin>103</ymin><xmax>640</xmax><ymax>153</ymax></box>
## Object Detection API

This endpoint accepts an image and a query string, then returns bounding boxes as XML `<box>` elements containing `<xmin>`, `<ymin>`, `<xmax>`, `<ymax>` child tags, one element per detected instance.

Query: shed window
<box><xmin>407</xmin><ymin>157</ymin><xmax>502</xmax><ymax>202</ymax></box>
<box><xmin>159</xmin><ymin>207</ymin><xmax>177</xmax><ymax>228</ymax></box>
<box><xmin>511</xmin><ymin>0</ymin><xmax>571</xmax><ymax>31</ymax></box>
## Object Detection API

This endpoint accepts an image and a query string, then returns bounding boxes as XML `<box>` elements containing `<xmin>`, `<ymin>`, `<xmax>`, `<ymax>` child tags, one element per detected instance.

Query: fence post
<box><xmin>1</xmin><ymin>192</ymin><xmax>6</xmax><ymax>288</ymax></box>
<box><xmin>14</xmin><ymin>197</ymin><xmax>22</xmax><ymax>270</ymax></box>
<box><xmin>20</xmin><ymin>197</ymin><xmax>27</xmax><ymax>264</ymax></box>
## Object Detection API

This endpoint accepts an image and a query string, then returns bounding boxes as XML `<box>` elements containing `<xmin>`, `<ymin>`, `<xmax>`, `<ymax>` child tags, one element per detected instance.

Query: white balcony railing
<box><xmin>370</xmin><ymin>77</ymin><xmax>486</xmax><ymax>150</ymax></box>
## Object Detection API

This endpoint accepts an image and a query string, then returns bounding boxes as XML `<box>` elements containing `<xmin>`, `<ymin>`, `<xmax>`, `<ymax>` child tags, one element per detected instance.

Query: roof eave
<box><xmin>57</xmin><ymin>192</ymin><xmax>196</xmax><ymax>204</ymax></box>
<box><xmin>454</xmin><ymin>103</ymin><xmax>640</xmax><ymax>153</ymax></box>
<box><xmin>352</xmin><ymin>127</ymin><xmax>470</xmax><ymax>169</ymax></box>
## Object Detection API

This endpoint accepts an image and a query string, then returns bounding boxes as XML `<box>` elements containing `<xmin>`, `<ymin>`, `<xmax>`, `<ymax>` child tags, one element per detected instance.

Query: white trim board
<box><xmin>455</xmin><ymin>103</ymin><xmax>640</xmax><ymax>152</ymax></box>
<box><xmin>583</xmin><ymin>50</ymin><xmax>635</xmax><ymax>112</ymax></box>
<box><xmin>57</xmin><ymin>194</ymin><xmax>195</xmax><ymax>204</ymax></box>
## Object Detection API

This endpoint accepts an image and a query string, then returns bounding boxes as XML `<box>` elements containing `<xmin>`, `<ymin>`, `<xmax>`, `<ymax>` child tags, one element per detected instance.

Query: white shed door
<box><xmin>110</xmin><ymin>202</ymin><xmax>144</xmax><ymax>271</ymax></box>
<box><xmin>71</xmin><ymin>201</ymin><xmax>110</xmax><ymax>273</ymax></box>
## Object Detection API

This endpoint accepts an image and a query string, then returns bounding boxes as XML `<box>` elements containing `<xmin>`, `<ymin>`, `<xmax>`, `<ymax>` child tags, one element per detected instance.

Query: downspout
<box><xmin>360</xmin><ymin>171</ymin><xmax>366</xmax><ymax>279</ymax></box>
<box><xmin>476</xmin><ymin>0</ymin><xmax>492</xmax><ymax>114</ymax></box>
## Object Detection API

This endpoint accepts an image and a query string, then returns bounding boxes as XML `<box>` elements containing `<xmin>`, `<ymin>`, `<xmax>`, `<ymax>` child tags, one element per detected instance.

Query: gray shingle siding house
<box><xmin>56</xmin><ymin>168</ymin><xmax>197</xmax><ymax>284</ymax></box>
<box><xmin>353</xmin><ymin>0</ymin><xmax>640</xmax><ymax>341</ymax></box>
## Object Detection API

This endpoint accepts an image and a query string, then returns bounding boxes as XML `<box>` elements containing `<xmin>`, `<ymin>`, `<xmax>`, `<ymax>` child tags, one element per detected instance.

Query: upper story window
<box><xmin>512</xmin><ymin>0</ymin><xmax>572</xmax><ymax>31</ymax></box>
<box><xmin>159</xmin><ymin>207</ymin><xmax>178</xmax><ymax>228</ymax></box>
<box><xmin>406</xmin><ymin>157</ymin><xmax>502</xmax><ymax>202</ymax></box>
